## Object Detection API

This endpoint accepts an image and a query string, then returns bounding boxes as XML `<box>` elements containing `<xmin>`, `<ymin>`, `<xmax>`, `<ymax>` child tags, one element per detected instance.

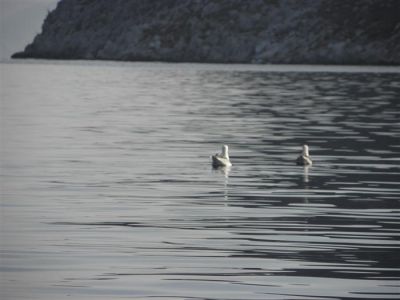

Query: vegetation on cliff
<box><xmin>12</xmin><ymin>0</ymin><xmax>400</xmax><ymax>64</ymax></box>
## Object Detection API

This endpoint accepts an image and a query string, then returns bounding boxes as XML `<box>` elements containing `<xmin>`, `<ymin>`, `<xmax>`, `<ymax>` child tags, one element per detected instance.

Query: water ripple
<box><xmin>1</xmin><ymin>61</ymin><xmax>400</xmax><ymax>300</ymax></box>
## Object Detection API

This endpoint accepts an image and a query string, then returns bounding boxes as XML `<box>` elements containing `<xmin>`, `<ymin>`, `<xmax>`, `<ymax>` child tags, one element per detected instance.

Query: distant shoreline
<box><xmin>4</xmin><ymin>58</ymin><xmax>400</xmax><ymax>74</ymax></box>
<box><xmin>10</xmin><ymin>55</ymin><xmax>400</xmax><ymax>67</ymax></box>
<box><xmin>13</xmin><ymin>0</ymin><xmax>400</xmax><ymax>67</ymax></box>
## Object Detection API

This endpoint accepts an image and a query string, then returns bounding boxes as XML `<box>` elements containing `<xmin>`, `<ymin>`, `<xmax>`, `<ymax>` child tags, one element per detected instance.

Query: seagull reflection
<box><xmin>303</xmin><ymin>166</ymin><xmax>310</xmax><ymax>204</ymax></box>
<box><xmin>212</xmin><ymin>166</ymin><xmax>231</xmax><ymax>202</ymax></box>
<box><xmin>218</xmin><ymin>165</ymin><xmax>231</xmax><ymax>178</ymax></box>
<box><xmin>303</xmin><ymin>165</ymin><xmax>310</xmax><ymax>183</ymax></box>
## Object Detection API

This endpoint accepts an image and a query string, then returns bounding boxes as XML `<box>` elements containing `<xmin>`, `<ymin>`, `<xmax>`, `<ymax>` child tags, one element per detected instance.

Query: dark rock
<box><xmin>12</xmin><ymin>0</ymin><xmax>400</xmax><ymax>65</ymax></box>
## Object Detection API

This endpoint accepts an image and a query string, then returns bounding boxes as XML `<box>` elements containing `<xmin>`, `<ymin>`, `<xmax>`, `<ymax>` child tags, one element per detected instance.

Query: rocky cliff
<box><xmin>12</xmin><ymin>0</ymin><xmax>400</xmax><ymax>64</ymax></box>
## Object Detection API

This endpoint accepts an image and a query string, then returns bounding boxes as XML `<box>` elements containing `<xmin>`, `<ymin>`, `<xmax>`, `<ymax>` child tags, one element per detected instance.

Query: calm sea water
<box><xmin>1</xmin><ymin>61</ymin><xmax>400</xmax><ymax>300</ymax></box>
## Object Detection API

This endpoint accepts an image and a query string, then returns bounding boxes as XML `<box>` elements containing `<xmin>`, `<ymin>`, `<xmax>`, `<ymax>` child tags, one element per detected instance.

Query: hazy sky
<box><xmin>0</xmin><ymin>0</ymin><xmax>59</xmax><ymax>60</ymax></box>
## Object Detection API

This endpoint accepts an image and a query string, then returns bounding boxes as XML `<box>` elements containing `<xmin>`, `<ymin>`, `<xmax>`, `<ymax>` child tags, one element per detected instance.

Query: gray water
<box><xmin>1</xmin><ymin>61</ymin><xmax>400</xmax><ymax>300</ymax></box>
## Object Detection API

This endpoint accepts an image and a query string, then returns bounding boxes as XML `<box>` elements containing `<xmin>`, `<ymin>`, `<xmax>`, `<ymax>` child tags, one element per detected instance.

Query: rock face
<box><xmin>12</xmin><ymin>0</ymin><xmax>400</xmax><ymax>64</ymax></box>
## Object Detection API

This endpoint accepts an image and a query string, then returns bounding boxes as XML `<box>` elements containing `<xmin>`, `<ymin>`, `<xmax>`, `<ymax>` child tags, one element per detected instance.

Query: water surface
<box><xmin>1</xmin><ymin>61</ymin><xmax>400</xmax><ymax>299</ymax></box>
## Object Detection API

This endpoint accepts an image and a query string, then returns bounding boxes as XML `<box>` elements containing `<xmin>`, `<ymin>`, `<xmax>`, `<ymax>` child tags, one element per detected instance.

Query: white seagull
<box><xmin>296</xmin><ymin>144</ymin><xmax>312</xmax><ymax>166</ymax></box>
<box><xmin>212</xmin><ymin>145</ymin><xmax>232</xmax><ymax>168</ymax></box>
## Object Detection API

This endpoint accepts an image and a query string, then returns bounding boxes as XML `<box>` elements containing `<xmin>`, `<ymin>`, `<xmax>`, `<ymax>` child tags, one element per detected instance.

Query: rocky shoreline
<box><xmin>12</xmin><ymin>0</ymin><xmax>400</xmax><ymax>65</ymax></box>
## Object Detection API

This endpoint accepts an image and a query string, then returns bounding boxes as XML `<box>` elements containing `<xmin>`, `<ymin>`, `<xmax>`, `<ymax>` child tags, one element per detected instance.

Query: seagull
<box><xmin>212</xmin><ymin>145</ymin><xmax>232</xmax><ymax>168</ymax></box>
<box><xmin>296</xmin><ymin>144</ymin><xmax>312</xmax><ymax>166</ymax></box>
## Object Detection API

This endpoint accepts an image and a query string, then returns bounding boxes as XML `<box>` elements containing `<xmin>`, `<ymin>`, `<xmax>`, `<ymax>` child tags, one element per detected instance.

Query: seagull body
<box><xmin>212</xmin><ymin>145</ymin><xmax>232</xmax><ymax>168</ymax></box>
<box><xmin>296</xmin><ymin>144</ymin><xmax>312</xmax><ymax>166</ymax></box>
